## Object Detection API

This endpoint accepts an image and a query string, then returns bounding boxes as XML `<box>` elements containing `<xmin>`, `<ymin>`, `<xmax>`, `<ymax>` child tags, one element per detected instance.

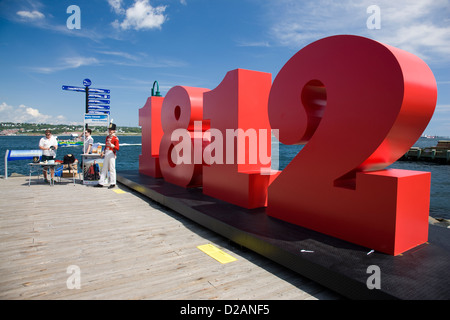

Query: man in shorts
<box><xmin>39</xmin><ymin>129</ymin><xmax>58</xmax><ymax>183</ymax></box>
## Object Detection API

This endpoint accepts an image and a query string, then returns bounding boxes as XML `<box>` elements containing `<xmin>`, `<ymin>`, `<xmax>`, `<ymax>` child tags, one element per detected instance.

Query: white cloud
<box><xmin>16</xmin><ymin>10</ymin><xmax>44</xmax><ymax>20</ymax></box>
<box><xmin>30</xmin><ymin>56</ymin><xmax>99</xmax><ymax>74</ymax></box>
<box><xmin>235</xmin><ymin>40</ymin><xmax>271</xmax><ymax>47</ymax></box>
<box><xmin>265</xmin><ymin>0</ymin><xmax>450</xmax><ymax>62</ymax></box>
<box><xmin>108</xmin><ymin>0</ymin><xmax>125</xmax><ymax>14</ymax></box>
<box><xmin>376</xmin><ymin>24</ymin><xmax>450</xmax><ymax>61</ymax></box>
<box><xmin>62</xmin><ymin>56</ymin><xmax>99</xmax><ymax>69</ymax></box>
<box><xmin>96</xmin><ymin>50</ymin><xmax>140</xmax><ymax>61</ymax></box>
<box><xmin>110</xmin><ymin>0</ymin><xmax>167</xmax><ymax>31</ymax></box>
<box><xmin>371</xmin><ymin>0</ymin><xmax>450</xmax><ymax>61</ymax></box>
<box><xmin>11</xmin><ymin>4</ymin><xmax>103</xmax><ymax>41</ymax></box>
<box><xmin>425</xmin><ymin>104</ymin><xmax>450</xmax><ymax>137</ymax></box>
<box><xmin>266</xmin><ymin>0</ymin><xmax>358</xmax><ymax>47</ymax></box>
<box><xmin>0</xmin><ymin>102</ymin><xmax>66</xmax><ymax>124</ymax></box>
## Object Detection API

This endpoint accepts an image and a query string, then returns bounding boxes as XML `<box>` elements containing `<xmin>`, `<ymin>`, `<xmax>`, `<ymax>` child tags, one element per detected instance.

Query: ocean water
<box><xmin>1</xmin><ymin>135</ymin><xmax>448</xmax><ymax>219</ymax></box>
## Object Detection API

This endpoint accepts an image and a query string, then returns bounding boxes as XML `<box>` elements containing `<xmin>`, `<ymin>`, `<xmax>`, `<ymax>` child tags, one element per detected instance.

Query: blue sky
<box><xmin>0</xmin><ymin>0</ymin><xmax>449</xmax><ymax>136</ymax></box>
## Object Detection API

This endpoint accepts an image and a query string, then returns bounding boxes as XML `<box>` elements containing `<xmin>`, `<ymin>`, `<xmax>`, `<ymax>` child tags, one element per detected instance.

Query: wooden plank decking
<box><xmin>0</xmin><ymin>175</ymin><xmax>341</xmax><ymax>300</ymax></box>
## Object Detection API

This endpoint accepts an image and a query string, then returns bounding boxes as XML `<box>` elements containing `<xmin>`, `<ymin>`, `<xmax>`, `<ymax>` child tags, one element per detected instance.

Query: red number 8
<box><xmin>159</xmin><ymin>86</ymin><xmax>209</xmax><ymax>187</ymax></box>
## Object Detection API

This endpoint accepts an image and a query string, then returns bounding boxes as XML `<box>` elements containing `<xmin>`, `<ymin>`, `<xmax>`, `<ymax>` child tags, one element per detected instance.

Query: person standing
<box><xmin>39</xmin><ymin>129</ymin><xmax>58</xmax><ymax>183</ymax></box>
<box><xmin>95</xmin><ymin>123</ymin><xmax>119</xmax><ymax>189</ymax></box>
<box><xmin>83</xmin><ymin>128</ymin><xmax>94</xmax><ymax>154</ymax></box>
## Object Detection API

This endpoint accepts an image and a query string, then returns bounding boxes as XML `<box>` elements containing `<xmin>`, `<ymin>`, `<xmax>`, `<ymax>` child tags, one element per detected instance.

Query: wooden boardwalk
<box><xmin>0</xmin><ymin>175</ymin><xmax>341</xmax><ymax>300</ymax></box>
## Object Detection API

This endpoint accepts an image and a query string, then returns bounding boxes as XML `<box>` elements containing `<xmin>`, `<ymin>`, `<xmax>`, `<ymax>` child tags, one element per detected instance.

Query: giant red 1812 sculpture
<box><xmin>138</xmin><ymin>35</ymin><xmax>437</xmax><ymax>256</ymax></box>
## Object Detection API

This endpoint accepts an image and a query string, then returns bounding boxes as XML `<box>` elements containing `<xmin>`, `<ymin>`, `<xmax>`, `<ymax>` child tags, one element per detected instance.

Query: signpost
<box><xmin>88</xmin><ymin>105</ymin><xmax>110</xmax><ymax>114</ymax></box>
<box><xmin>88</xmin><ymin>105</ymin><xmax>110</xmax><ymax>110</ymax></box>
<box><xmin>84</xmin><ymin>113</ymin><xmax>110</xmax><ymax>126</ymax></box>
<box><xmin>62</xmin><ymin>79</ymin><xmax>111</xmax><ymax>184</ymax></box>
<box><xmin>62</xmin><ymin>79</ymin><xmax>112</xmax><ymax>186</ymax></box>
<box><xmin>62</xmin><ymin>85</ymin><xmax>86</xmax><ymax>92</ymax></box>
<box><xmin>88</xmin><ymin>94</ymin><xmax>110</xmax><ymax>99</ymax></box>
<box><xmin>88</xmin><ymin>88</ymin><xmax>110</xmax><ymax>94</ymax></box>
<box><xmin>62</xmin><ymin>79</ymin><xmax>111</xmax><ymax>122</ymax></box>
<box><xmin>88</xmin><ymin>99</ymin><xmax>110</xmax><ymax>105</ymax></box>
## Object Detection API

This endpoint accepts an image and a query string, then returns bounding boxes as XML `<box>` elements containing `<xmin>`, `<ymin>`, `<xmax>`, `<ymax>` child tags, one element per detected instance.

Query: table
<box><xmin>28</xmin><ymin>162</ymin><xmax>61</xmax><ymax>186</ymax></box>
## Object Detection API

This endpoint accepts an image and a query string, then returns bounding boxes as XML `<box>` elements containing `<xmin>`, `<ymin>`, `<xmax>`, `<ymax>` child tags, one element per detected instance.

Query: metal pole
<box><xmin>85</xmin><ymin>86</ymin><xmax>89</xmax><ymax>129</ymax></box>
<box><xmin>85</xmin><ymin>86</ymin><xmax>89</xmax><ymax>113</ymax></box>
<box><xmin>4</xmin><ymin>150</ymin><xmax>8</xmax><ymax>179</ymax></box>
<box><xmin>151</xmin><ymin>81</ymin><xmax>162</xmax><ymax>97</ymax></box>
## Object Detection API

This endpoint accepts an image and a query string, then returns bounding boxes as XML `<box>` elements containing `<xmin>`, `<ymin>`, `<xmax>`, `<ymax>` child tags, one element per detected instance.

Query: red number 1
<box><xmin>139</xmin><ymin>96</ymin><xmax>164</xmax><ymax>178</ymax></box>
<box><xmin>203</xmin><ymin>69</ymin><xmax>278</xmax><ymax>209</ymax></box>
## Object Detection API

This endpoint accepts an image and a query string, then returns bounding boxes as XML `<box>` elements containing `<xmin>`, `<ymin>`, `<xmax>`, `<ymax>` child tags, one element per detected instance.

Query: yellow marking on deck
<box><xmin>113</xmin><ymin>189</ymin><xmax>127</xmax><ymax>194</ymax></box>
<box><xmin>197</xmin><ymin>244</ymin><xmax>237</xmax><ymax>264</ymax></box>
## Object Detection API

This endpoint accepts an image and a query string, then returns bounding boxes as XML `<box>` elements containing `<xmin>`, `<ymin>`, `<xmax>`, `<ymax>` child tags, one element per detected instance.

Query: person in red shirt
<box><xmin>95</xmin><ymin>123</ymin><xmax>119</xmax><ymax>188</ymax></box>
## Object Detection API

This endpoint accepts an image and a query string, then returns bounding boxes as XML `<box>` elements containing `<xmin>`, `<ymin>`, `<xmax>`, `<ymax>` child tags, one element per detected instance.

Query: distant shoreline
<box><xmin>0</xmin><ymin>122</ymin><xmax>142</xmax><ymax>136</ymax></box>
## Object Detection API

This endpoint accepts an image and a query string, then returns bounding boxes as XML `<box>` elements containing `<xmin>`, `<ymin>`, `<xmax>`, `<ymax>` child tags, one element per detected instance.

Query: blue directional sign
<box><xmin>88</xmin><ymin>99</ymin><xmax>110</xmax><ymax>105</ymax></box>
<box><xmin>89</xmin><ymin>109</ymin><xmax>110</xmax><ymax>114</ymax></box>
<box><xmin>7</xmin><ymin>150</ymin><xmax>43</xmax><ymax>161</ymax></box>
<box><xmin>63</xmin><ymin>80</ymin><xmax>111</xmax><ymax>119</ymax></box>
<box><xmin>88</xmin><ymin>110</ymin><xmax>110</xmax><ymax>115</ymax></box>
<box><xmin>83</xmin><ymin>78</ymin><xmax>92</xmax><ymax>87</ymax></box>
<box><xmin>85</xmin><ymin>113</ymin><xmax>109</xmax><ymax>125</ymax></box>
<box><xmin>88</xmin><ymin>94</ymin><xmax>110</xmax><ymax>99</ymax></box>
<box><xmin>89</xmin><ymin>105</ymin><xmax>110</xmax><ymax>110</ymax></box>
<box><xmin>62</xmin><ymin>85</ymin><xmax>86</xmax><ymax>92</ymax></box>
<box><xmin>88</xmin><ymin>88</ymin><xmax>110</xmax><ymax>94</ymax></box>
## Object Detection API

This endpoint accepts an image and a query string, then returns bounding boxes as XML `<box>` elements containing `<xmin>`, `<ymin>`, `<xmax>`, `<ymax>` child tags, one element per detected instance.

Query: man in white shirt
<box><xmin>39</xmin><ymin>129</ymin><xmax>58</xmax><ymax>183</ymax></box>
<box><xmin>83</xmin><ymin>128</ymin><xmax>94</xmax><ymax>154</ymax></box>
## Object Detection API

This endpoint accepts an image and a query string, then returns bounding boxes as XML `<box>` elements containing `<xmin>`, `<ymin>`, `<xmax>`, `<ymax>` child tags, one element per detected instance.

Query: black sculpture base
<box><xmin>117</xmin><ymin>170</ymin><xmax>450</xmax><ymax>300</ymax></box>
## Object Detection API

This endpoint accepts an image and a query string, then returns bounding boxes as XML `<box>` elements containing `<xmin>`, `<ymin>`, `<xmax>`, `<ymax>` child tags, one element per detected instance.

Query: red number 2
<box><xmin>267</xmin><ymin>35</ymin><xmax>437</xmax><ymax>255</ymax></box>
